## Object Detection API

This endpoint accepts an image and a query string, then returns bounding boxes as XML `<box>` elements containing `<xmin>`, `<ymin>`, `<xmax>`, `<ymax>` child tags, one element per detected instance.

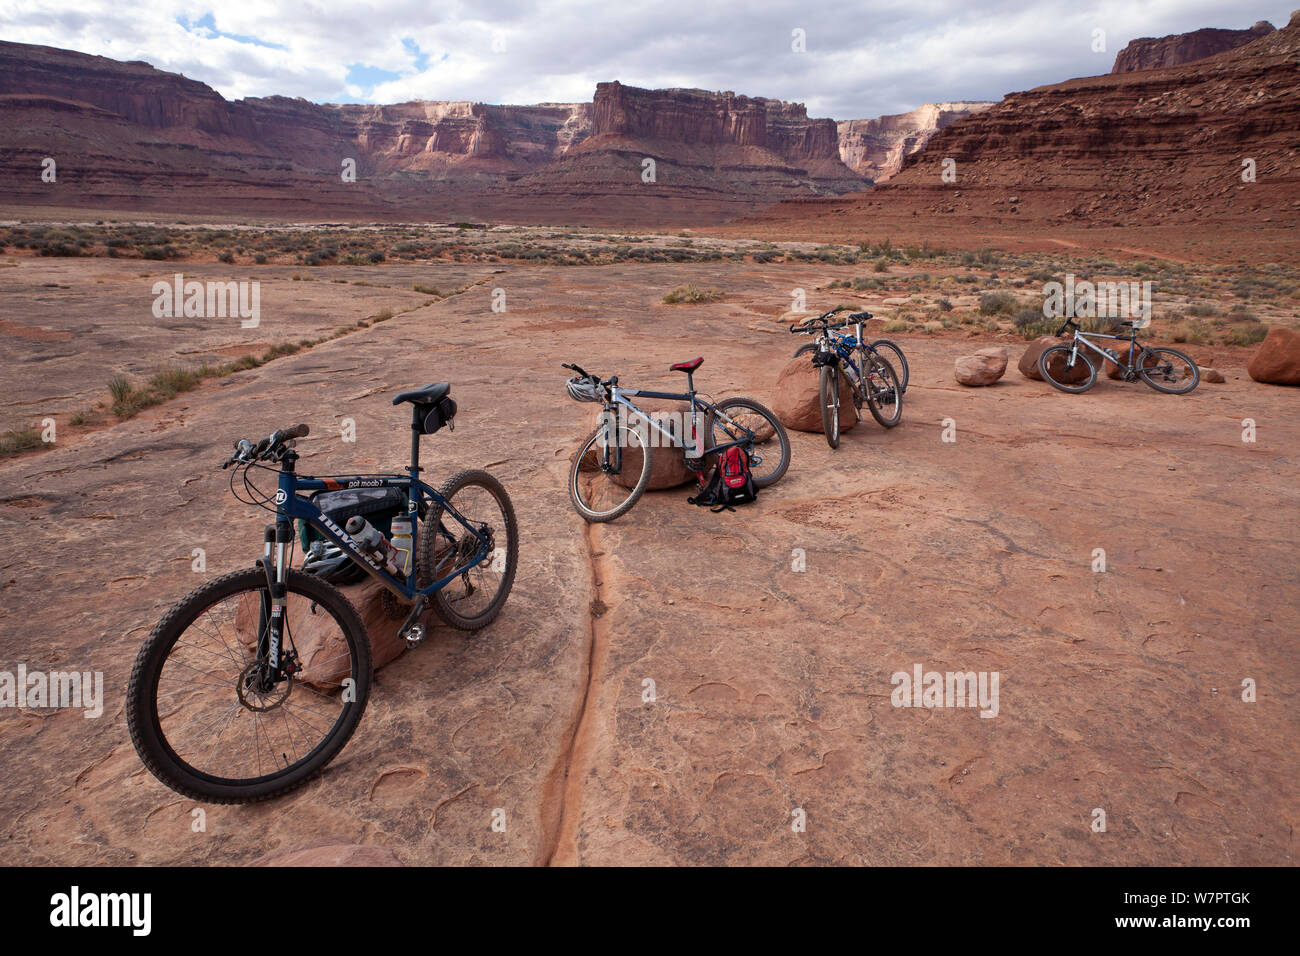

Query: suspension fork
<box><xmin>600</xmin><ymin>395</ymin><xmax>625</xmax><ymax>473</ymax></box>
<box><xmin>254</xmin><ymin>520</ymin><xmax>291</xmax><ymax>675</ymax></box>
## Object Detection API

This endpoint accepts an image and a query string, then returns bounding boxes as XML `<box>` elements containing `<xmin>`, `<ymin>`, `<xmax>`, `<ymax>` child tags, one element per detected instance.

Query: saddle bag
<box><xmin>418</xmin><ymin>396</ymin><xmax>457</xmax><ymax>434</ymax></box>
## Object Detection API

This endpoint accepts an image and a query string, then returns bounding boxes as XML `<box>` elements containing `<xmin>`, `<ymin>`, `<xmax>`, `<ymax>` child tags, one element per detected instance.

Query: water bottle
<box><xmin>683</xmin><ymin>408</ymin><xmax>704</xmax><ymax>462</ymax></box>
<box><xmin>344</xmin><ymin>516</ymin><xmax>400</xmax><ymax>575</ymax></box>
<box><xmin>389</xmin><ymin>516</ymin><xmax>413</xmax><ymax>577</ymax></box>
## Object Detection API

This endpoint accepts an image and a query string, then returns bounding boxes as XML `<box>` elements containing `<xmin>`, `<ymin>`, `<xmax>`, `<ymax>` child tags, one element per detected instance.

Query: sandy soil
<box><xmin>0</xmin><ymin>259</ymin><xmax>1295</xmax><ymax>865</ymax></box>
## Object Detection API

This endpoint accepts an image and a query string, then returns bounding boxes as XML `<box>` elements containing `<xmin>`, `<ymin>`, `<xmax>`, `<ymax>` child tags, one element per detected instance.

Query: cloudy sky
<box><xmin>0</xmin><ymin>1</ymin><xmax>1290</xmax><ymax>118</ymax></box>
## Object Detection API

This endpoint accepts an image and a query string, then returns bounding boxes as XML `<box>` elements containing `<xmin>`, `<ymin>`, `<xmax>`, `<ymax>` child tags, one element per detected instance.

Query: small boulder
<box><xmin>235</xmin><ymin>576</ymin><xmax>407</xmax><ymax>687</ymax></box>
<box><xmin>770</xmin><ymin>356</ymin><xmax>859</xmax><ymax>433</ymax></box>
<box><xmin>572</xmin><ymin>399</ymin><xmax>698</xmax><ymax>490</ymax></box>
<box><xmin>1203</xmin><ymin>367</ymin><xmax>1226</xmax><ymax>383</ymax></box>
<box><xmin>1018</xmin><ymin>336</ymin><xmax>1066</xmax><ymax>380</ymax></box>
<box><xmin>954</xmin><ymin>347</ymin><xmax>1009</xmax><ymax>386</ymax></box>
<box><xmin>1020</xmin><ymin>336</ymin><xmax>1091</xmax><ymax>384</ymax></box>
<box><xmin>1247</xmin><ymin>326</ymin><xmax>1300</xmax><ymax>385</ymax></box>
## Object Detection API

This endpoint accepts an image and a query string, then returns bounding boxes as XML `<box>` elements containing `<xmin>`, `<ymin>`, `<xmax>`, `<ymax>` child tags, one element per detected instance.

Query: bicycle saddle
<box><xmin>671</xmin><ymin>357</ymin><xmax>703</xmax><ymax>373</ymax></box>
<box><xmin>392</xmin><ymin>383</ymin><xmax>451</xmax><ymax>406</ymax></box>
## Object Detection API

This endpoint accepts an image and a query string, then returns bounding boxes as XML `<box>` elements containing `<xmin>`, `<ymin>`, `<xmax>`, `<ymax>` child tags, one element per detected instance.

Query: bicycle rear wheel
<box><xmin>421</xmin><ymin>469</ymin><xmax>519</xmax><ymax>630</ymax></box>
<box><xmin>869</xmin><ymin>340</ymin><xmax>909</xmax><ymax>392</ymax></box>
<box><xmin>864</xmin><ymin>355</ymin><xmax>903</xmax><ymax>428</ymax></box>
<box><xmin>820</xmin><ymin>364</ymin><xmax>841</xmax><ymax>448</ymax></box>
<box><xmin>711</xmin><ymin>397</ymin><xmax>790</xmax><ymax>487</ymax></box>
<box><xmin>568</xmin><ymin>418</ymin><xmax>654</xmax><ymax>522</ymax></box>
<box><xmin>126</xmin><ymin>568</ymin><xmax>371</xmax><ymax>803</ymax></box>
<box><xmin>1138</xmin><ymin>347</ymin><xmax>1200</xmax><ymax>394</ymax></box>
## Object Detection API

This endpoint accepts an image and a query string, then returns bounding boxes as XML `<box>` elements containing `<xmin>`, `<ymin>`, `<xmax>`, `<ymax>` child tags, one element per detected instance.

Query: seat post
<box><xmin>409</xmin><ymin>407</ymin><xmax>422</xmax><ymax>474</ymax></box>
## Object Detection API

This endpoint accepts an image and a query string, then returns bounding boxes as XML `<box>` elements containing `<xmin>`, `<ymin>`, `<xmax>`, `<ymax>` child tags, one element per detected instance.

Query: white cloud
<box><xmin>0</xmin><ymin>0</ymin><xmax>1290</xmax><ymax>117</ymax></box>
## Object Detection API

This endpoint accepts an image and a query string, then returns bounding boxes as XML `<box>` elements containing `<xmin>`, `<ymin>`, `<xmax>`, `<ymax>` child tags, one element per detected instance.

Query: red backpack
<box><xmin>688</xmin><ymin>445</ymin><xmax>758</xmax><ymax>513</ymax></box>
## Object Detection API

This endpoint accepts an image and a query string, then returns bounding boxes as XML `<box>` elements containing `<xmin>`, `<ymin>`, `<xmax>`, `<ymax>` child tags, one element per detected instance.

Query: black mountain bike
<box><xmin>126</xmin><ymin>384</ymin><xmax>518</xmax><ymax>803</ymax></box>
<box><xmin>791</xmin><ymin>308</ymin><xmax>904</xmax><ymax>447</ymax></box>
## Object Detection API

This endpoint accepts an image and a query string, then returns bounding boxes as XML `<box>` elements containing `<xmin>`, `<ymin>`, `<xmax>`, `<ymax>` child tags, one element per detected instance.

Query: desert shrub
<box><xmin>38</xmin><ymin>241</ymin><xmax>80</xmax><ymax>257</ymax></box>
<box><xmin>0</xmin><ymin>427</ymin><xmax>44</xmax><ymax>457</ymax></box>
<box><xmin>108</xmin><ymin>374</ymin><xmax>132</xmax><ymax>404</ymax></box>
<box><xmin>979</xmin><ymin>291</ymin><xmax>1019</xmax><ymax>316</ymax></box>
<box><xmin>217</xmin><ymin>250</ymin><xmax>234</xmax><ymax>264</ymax></box>
<box><xmin>413</xmin><ymin>283</ymin><xmax>441</xmax><ymax>296</ymax></box>
<box><xmin>254</xmin><ymin>253</ymin><xmax>267</xmax><ymax>264</ymax></box>
<box><xmin>262</xmin><ymin>342</ymin><xmax>302</xmax><ymax>360</ymax></box>
<box><xmin>663</xmin><ymin>284</ymin><xmax>723</xmax><ymax>304</ymax></box>
<box><xmin>1013</xmin><ymin>307</ymin><xmax>1055</xmax><ymax>339</ymax></box>
<box><xmin>1170</xmin><ymin>319</ymin><xmax>1210</xmax><ymax>345</ymax></box>
<box><xmin>1225</xmin><ymin>324</ymin><xmax>1267</xmax><ymax>346</ymax></box>
<box><xmin>1186</xmin><ymin>302</ymin><xmax>1219</xmax><ymax>317</ymax></box>
<box><xmin>936</xmin><ymin>298</ymin><xmax>953</xmax><ymax>312</ymax></box>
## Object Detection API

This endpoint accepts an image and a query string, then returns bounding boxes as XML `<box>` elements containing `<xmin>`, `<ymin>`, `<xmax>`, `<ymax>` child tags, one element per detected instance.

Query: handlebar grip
<box><xmin>283</xmin><ymin>423</ymin><xmax>309</xmax><ymax>440</ymax></box>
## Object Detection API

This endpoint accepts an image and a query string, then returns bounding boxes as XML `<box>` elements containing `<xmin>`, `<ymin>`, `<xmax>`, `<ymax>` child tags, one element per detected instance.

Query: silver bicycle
<box><xmin>1039</xmin><ymin>317</ymin><xmax>1199</xmax><ymax>394</ymax></box>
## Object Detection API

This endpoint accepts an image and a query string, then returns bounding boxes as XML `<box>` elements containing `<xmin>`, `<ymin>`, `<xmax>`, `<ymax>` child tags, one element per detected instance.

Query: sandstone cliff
<box><xmin>1112</xmin><ymin>21</ymin><xmax>1275</xmax><ymax>73</ymax></box>
<box><xmin>504</xmin><ymin>82</ymin><xmax>865</xmax><ymax>223</ymax></box>
<box><xmin>837</xmin><ymin>102</ymin><xmax>993</xmax><ymax>181</ymax></box>
<box><xmin>0</xmin><ymin>43</ymin><xmax>866</xmax><ymax>224</ymax></box>
<box><xmin>738</xmin><ymin>11</ymin><xmax>1300</xmax><ymax>248</ymax></box>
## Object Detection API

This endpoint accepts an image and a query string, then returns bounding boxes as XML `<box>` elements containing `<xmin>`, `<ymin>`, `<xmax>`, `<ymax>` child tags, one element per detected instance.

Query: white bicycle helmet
<box><xmin>566</xmin><ymin>375</ymin><xmax>602</xmax><ymax>403</ymax></box>
<box><xmin>302</xmin><ymin>541</ymin><xmax>364</xmax><ymax>585</ymax></box>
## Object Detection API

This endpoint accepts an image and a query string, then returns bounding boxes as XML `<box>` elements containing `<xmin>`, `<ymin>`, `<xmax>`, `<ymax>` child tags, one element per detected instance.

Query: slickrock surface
<box><xmin>1</xmin><ymin>260</ymin><xmax>1295</xmax><ymax>865</ymax></box>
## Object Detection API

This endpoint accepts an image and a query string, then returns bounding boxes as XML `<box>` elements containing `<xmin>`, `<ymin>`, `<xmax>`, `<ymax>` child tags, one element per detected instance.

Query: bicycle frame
<box><xmin>1066</xmin><ymin>328</ymin><xmax>1144</xmax><ymax>371</ymax></box>
<box><xmin>814</xmin><ymin>321</ymin><xmax>875</xmax><ymax>385</ymax></box>
<box><xmin>269</xmin><ymin>466</ymin><xmax>492</xmax><ymax>603</ymax></box>
<box><xmin>593</xmin><ymin>384</ymin><xmax>755</xmax><ymax>472</ymax></box>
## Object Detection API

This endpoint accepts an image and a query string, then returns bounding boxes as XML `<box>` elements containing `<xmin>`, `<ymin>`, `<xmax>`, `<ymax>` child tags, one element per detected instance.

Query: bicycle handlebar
<box><xmin>1055</xmin><ymin>318</ymin><xmax>1077</xmax><ymax>337</ymax></box>
<box><xmin>789</xmin><ymin>307</ymin><xmax>874</xmax><ymax>334</ymax></box>
<box><xmin>222</xmin><ymin>423</ymin><xmax>310</xmax><ymax>469</ymax></box>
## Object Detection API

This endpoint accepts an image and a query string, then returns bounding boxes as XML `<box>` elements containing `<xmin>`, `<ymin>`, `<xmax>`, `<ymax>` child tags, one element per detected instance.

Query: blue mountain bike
<box><xmin>791</xmin><ymin>309</ymin><xmax>905</xmax><ymax>447</ymax></box>
<box><xmin>126</xmin><ymin>384</ymin><xmax>518</xmax><ymax>803</ymax></box>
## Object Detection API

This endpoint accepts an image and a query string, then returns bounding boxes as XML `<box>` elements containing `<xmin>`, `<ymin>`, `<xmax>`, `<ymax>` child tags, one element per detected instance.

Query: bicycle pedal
<box><xmin>403</xmin><ymin>624</ymin><xmax>425</xmax><ymax>648</ymax></box>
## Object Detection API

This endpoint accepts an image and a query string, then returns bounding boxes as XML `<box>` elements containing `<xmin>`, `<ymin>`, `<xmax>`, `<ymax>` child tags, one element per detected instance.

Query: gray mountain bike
<box><xmin>1039</xmin><ymin>317</ymin><xmax>1200</xmax><ymax>394</ymax></box>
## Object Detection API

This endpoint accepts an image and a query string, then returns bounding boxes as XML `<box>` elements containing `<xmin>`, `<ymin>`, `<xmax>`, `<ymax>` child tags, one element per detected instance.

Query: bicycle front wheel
<box><xmin>126</xmin><ymin>568</ymin><xmax>372</xmax><ymax>804</ymax></box>
<box><xmin>820</xmin><ymin>364</ymin><xmax>841</xmax><ymax>448</ymax></box>
<box><xmin>712</xmin><ymin>397</ymin><xmax>791</xmax><ymax>487</ymax></box>
<box><xmin>568</xmin><ymin>419</ymin><xmax>653</xmax><ymax>522</ymax></box>
<box><xmin>1138</xmin><ymin>347</ymin><xmax>1200</xmax><ymax>394</ymax></box>
<box><xmin>1038</xmin><ymin>345</ymin><xmax>1097</xmax><ymax>393</ymax></box>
